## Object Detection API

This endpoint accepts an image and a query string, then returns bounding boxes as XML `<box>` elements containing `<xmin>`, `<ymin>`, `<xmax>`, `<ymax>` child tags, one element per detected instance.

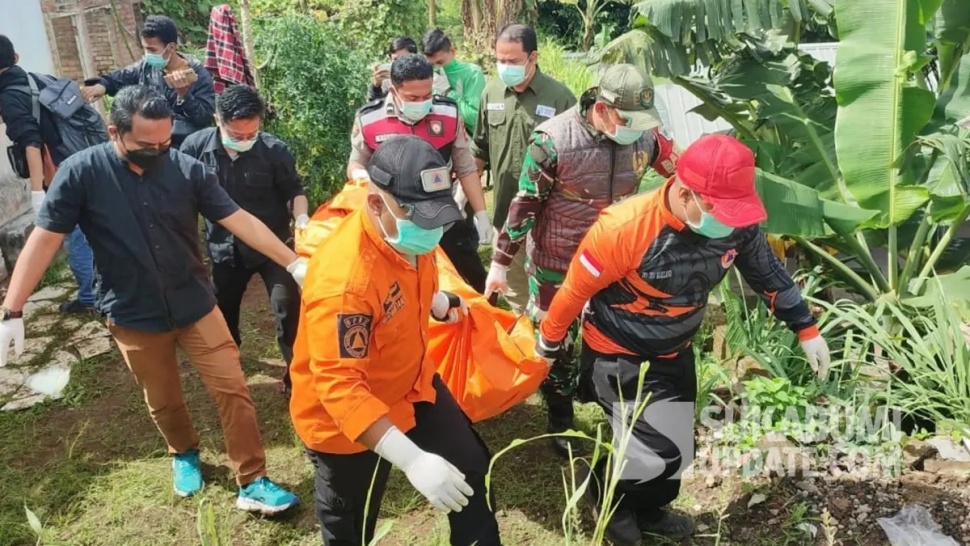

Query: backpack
<box><xmin>4</xmin><ymin>73</ymin><xmax>108</xmax><ymax>177</ymax></box>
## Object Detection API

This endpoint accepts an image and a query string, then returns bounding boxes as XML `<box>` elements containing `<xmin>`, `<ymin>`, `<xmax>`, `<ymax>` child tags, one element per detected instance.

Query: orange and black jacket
<box><xmin>540</xmin><ymin>180</ymin><xmax>819</xmax><ymax>357</ymax></box>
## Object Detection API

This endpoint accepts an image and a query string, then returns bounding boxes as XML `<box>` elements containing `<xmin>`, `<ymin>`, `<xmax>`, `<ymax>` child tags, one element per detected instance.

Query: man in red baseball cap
<box><xmin>534</xmin><ymin>134</ymin><xmax>831</xmax><ymax>544</ymax></box>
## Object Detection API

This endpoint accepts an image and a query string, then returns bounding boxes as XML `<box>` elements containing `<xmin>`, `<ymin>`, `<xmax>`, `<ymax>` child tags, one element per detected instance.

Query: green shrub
<box><xmin>335</xmin><ymin>0</ymin><xmax>426</xmax><ymax>60</ymax></box>
<box><xmin>141</xmin><ymin>0</ymin><xmax>223</xmax><ymax>47</ymax></box>
<box><xmin>538</xmin><ymin>38</ymin><xmax>598</xmax><ymax>96</ymax></box>
<box><xmin>254</xmin><ymin>16</ymin><xmax>370</xmax><ymax>205</ymax></box>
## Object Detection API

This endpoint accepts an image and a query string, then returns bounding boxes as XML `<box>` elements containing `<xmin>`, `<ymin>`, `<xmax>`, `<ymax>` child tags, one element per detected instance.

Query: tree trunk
<box><xmin>238</xmin><ymin>0</ymin><xmax>260</xmax><ymax>88</ymax></box>
<box><xmin>429</xmin><ymin>0</ymin><xmax>437</xmax><ymax>27</ymax></box>
<box><xmin>461</xmin><ymin>0</ymin><xmax>532</xmax><ymax>54</ymax></box>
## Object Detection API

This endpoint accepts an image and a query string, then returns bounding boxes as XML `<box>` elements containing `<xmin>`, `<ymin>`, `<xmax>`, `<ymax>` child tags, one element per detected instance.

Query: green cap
<box><xmin>596</xmin><ymin>64</ymin><xmax>662</xmax><ymax>132</ymax></box>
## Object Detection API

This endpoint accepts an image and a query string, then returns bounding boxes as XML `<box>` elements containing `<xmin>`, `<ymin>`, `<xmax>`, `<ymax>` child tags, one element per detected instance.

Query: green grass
<box><xmin>35</xmin><ymin>255</ymin><xmax>70</xmax><ymax>291</ymax></box>
<box><xmin>3</xmin><ymin>193</ymin><xmax>939</xmax><ymax>546</ymax></box>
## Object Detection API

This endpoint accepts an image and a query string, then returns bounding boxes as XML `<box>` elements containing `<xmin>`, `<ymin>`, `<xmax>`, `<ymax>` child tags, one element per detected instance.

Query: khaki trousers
<box><xmin>108</xmin><ymin>308</ymin><xmax>267</xmax><ymax>486</ymax></box>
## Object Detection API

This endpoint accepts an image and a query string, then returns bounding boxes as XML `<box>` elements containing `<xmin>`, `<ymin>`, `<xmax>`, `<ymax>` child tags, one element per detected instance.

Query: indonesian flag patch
<box><xmin>579</xmin><ymin>250</ymin><xmax>603</xmax><ymax>278</ymax></box>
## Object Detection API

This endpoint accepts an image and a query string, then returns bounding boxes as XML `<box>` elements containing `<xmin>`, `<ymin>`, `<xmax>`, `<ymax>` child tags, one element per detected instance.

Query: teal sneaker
<box><xmin>236</xmin><ymin>477</ymin><xmax>299</xmax><ymax>515</ymax></box>
<box><xmin>172</xmin><ymin>449</ymin><xmax>203</xmax><ymax>497</ymax></box>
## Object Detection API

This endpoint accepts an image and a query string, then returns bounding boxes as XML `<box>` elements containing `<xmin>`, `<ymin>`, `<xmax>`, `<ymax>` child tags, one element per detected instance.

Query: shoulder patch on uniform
<box><xmin>352</xmin><ymin>122</ymin><xmax>360</xmax><ymax>137</ymax></box>
<box><xmin>579</xmin><ymin>249</ymin><xmax>603</xmax><ymax>278</ymax></box>
<box><xmin>337</xmin><ymin>313</ymin><xmax>372</xmax><ymax>359</ymax></box>
<box><xmin>427</xmin><ymin>119</ymin><xmax>444</xmax><ymax>136</ymax></box>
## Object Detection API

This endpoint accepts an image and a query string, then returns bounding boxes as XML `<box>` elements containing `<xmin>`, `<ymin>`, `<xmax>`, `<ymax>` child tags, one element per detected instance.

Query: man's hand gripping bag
<box><xmin>428</xmin><ymin>248</ymin><xmax>548</xmax><ymax>422</ymax></box>
<box><xmin>295</xmin><ymin>181</ymin><xmax>550</xmax><ymax>422</ymax></box>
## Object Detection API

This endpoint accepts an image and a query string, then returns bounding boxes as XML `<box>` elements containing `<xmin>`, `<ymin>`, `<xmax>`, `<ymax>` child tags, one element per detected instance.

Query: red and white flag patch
<box><xmin>579</xmin><ymin>250</ymin><xmax>603</xmax><ymax>278</ymax></box>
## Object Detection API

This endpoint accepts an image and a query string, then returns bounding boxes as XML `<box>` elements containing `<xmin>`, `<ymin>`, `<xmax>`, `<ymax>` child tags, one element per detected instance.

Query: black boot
<box><xmin>637</xmin><ymin>510</ymin><xmax>695</xmax><ymax>541</ymax></box>
<box><xmin>545</xmin><ymin>391</ymin><xmax>583</xmax><ymax>458</ymax></box>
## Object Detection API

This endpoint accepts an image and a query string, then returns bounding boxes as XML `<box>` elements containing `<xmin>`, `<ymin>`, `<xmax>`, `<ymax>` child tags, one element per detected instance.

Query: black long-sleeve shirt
<box><xmin>98</xmin><ymin>55</ymin><xmax>215</xmax><ymax>143</ymax></box>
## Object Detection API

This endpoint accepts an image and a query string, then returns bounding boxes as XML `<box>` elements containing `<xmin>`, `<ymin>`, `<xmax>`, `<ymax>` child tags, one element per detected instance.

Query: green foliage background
<box><xmin>254</xmin><ymin>16</ymin><xmax>369</xmax><ymax>204</ymax></box>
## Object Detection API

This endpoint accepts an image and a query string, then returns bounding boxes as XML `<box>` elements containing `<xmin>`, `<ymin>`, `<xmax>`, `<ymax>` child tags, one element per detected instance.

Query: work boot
<box><xmin>638</xmin><ymin>510</ymin><xmax>696</xmax><ymax>541</ymax></box>
<box><xmin>576</xmin><ymin>463</ymin><xmax>641</xmax><ymax>545</ymax></box>
<box><xmin>546</xmin><ymin>392</ymin><xmax>584</xmax><ymax>458</ymax></box>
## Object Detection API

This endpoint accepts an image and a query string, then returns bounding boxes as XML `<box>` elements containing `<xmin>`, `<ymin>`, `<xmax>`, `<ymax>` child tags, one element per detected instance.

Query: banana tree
<box><xmin>603</xmin><ymin>0</ymin><xmax>970</xmax><ymax>304</ymax></box>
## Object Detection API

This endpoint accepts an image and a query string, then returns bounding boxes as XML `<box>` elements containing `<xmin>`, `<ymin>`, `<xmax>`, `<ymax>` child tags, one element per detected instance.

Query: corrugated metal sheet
<box><xmin>656</xmin><ymin>42</ymin><xmax>839</xmax><ymax>145</ymax></box>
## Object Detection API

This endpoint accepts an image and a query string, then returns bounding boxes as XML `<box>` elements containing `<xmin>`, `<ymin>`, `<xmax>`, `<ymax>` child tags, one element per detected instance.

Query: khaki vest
<box><xmin>528</xmin><ymin>106</ymin><xmax>657</xmax><ymax>272</ymax></box>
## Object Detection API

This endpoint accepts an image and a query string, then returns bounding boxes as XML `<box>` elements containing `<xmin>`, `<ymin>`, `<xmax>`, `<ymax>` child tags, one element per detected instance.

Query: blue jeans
<box><xmin>64</xmin><ymin>226</ymin><xmax>96</xmax><ymax>306</ymax></box>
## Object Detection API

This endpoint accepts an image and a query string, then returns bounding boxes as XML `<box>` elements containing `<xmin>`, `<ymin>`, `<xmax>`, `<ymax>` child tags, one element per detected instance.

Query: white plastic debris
<box><xmin>25</xmin><ymin>364</ymin><xmax>70</xmax><ymax>398</ymax></box>
<box><xmin>877</xmin><ymin>505</ymin><xmax>959</xmax><ymax>546</ymax></box>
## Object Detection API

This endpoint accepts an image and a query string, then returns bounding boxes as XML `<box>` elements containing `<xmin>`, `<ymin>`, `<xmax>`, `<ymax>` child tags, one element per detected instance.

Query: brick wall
<box><xmin>40</xmin><ymin>0</ymin><xmax>140</xmax><ymax>81</ymax></box>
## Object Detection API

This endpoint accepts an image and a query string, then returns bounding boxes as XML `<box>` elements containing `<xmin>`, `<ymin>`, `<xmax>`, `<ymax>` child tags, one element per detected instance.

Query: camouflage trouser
<box><xmin>527</xmin><ymin>259</ymin><xmax>581</xmax><ymax>397</ymax></box>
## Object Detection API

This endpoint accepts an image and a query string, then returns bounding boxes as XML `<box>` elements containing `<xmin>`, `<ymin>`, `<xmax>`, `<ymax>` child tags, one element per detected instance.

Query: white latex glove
<box><xmin>431</xmin><ymin>291</ymin><xmax>467</xmax><ymax>323</ymax></box>
<box><xmin>351</xmin><ymin>168</ymin><xmax>371</xmax><ymax>181</ymax></box>
<box><xmin>30</xmin><ymin>191</ymin><xmax>45</xmax><ymax>216</ymax></box>
<box><xmin>374</xmin><ymin>426</ymin><xmax>473</xmax><ymax>512</ymax></box>
<box><xmin>0</xmin><ymin>318</ymin><xmax>26</xmax><ymax>367</ymax></box>
<box><xmin>536</xmin><ymin>335</ymin><xmax>561</xmax><ymax>366</ymax></box>
<box><xmin>801</xmin><ymin>335</ymin><xmax>831</xmax><ymax>379</ymax></box>
<box><xmin>286</xmin><ymin>257</ymin><xmax>308</xmax><ymax>289</ymax></box>
<box><xmin>483</xmin><ymin>262</ymin><xmax>509</xmax><ymax>299</ymax></box>
<box><xmin>474</xmin><ymin>211</ymin><xmax>493</xmax><ymax>247</ymax></box>
<box><xmin>433</xmin><ymin>72</ymin><xmax>451</xmax><ymax>95</ymax></box>
<box><xmin>294</xmin><ymin>214</ymin><xmax>310</xmax><ymax>230</ymax></box>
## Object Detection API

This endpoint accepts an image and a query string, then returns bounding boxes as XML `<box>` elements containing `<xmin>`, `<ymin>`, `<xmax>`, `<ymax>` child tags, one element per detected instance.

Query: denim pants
<box><xmin>64</xmin><ymin>226</ymin><xmax>96</xmax><ymax>306</ymax></box>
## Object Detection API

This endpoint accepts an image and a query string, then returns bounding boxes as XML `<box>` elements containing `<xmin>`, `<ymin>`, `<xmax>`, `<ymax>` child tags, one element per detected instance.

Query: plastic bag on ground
<box><xmin>295</xmin><ymin>181</ymin><xmax>549</xmax><ymax>422</ymax></box>
<box><xmin>877</xmin><ymin>504</ymin><xmax>959</xmax><ymax>546</ymax></box>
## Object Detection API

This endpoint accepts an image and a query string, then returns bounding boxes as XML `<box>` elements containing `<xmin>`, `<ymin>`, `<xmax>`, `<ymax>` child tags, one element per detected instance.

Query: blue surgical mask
<box><xmin>222</xmin><ymin>133</ymin><xmax>256</xmax><ymax>153</ymax></box>
<box><xmin>497</xmin><ymin>63</ymin><xmax>527</xmax><ymax>87</ymax></box>
<box><xmin>607</xmin><ymin>126</ymin><xmax>644</xmax><ymax>146</ymax></box>
<box><xmin>606</xmin><ymin>119</ymin><xmax>644</xmax><ymax>146</ymax></box>
<box><xmin>379</xmin><ymin>195</ymin><xmax>444</xmax><ymax>255</ymax></box>
<box><xmin>686</xmin><ymin>192</ymin><xmax>734</xmax><ymax>238</ymax></box>
<box><xmin>144</xmin><ymin>49</ymin><xmax>170</xmax><ymax>69</ymax></box>
<box><xmin>398</xmin><ymin>98</ymin><xmax>432</xmax><ymax>123</ymax></box>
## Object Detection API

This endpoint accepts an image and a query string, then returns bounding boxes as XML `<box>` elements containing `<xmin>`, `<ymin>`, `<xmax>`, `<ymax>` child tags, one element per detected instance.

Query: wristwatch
<box><xmin>1</xmin><ymin>307</ymin><xmax>23</xmax><ymax>321</ymax></box>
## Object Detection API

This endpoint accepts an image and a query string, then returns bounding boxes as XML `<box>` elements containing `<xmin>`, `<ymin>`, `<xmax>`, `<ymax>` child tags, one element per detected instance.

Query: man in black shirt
<box><xmin>0</xmin><ymin>85</ymin><xmax>307</xmax><ymax>513</ymax></box>
<box><xmin>368</xmin><ymin>36</ymin><xmax>418</xmax><ymax>102</ymax></box>
<box><xmin>181</xmin><ymin>85</ymin><xmax>307</xmax><ymax>395</ymax></box>
<box><xmin>0</xmin><ymin>34</ymin><xmax>97</xmax><ymax>314</ymax></box>
<box><xmin>81</xmin><ymin>16</ymin><xmax>215</xmax><ymax>148</ymax></box>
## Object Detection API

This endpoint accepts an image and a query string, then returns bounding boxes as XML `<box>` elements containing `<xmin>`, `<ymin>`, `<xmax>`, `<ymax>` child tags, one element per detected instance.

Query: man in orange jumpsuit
<box><xmin>289</xmin><ymin>135</ymin><xmax>502</xmax><ymax>546</ymax></box>
<box><xmin>538</xmin><ymin>135</ymin><xmax>831</xmax><ymax>544</ymax></box>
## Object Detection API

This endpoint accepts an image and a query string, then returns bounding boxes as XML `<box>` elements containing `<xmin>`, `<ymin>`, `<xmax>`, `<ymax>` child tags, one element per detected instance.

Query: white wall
<box><xmin>0</xmin><ymin>0</ymin><xmax>55</xmax><ymax>74</ymax></box>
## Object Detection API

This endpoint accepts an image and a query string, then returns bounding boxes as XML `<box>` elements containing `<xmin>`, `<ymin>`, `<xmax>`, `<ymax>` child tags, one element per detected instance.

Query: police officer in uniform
<box><xmin>347</xmin><ymin>54</ymin><xmax>491</xmax><ymax>292</ymax></box>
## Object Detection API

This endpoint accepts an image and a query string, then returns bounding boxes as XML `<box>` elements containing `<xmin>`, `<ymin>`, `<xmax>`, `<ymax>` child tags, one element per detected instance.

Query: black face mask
<box><xmin>121</xmin><ymin>139</ymin><xmax>169</xmax><ymax>171</ymax></box>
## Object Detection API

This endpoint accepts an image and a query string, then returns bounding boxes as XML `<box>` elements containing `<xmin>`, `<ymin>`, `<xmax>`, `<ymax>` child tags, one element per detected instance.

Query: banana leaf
<box><xmin>918</xmin><ymin>130</ymin><xmax>970</xmax><ymax>222</ymax></box>
<box><xmin>935</xmin><ymin>54</ymin><xmax>970</xmax><ymax>126</ymax></box>
<box><xmin>933</xmin><ymin>0</ymin><xmax>970</xmax><ymax>93</ymax></box>
<box><xmin>626</xmin><ymin>0</ymin><xmax>827</xmax><ymax>77</ymax></box>
<box><xmin>755</xmin><ymin>169</ymin><xmax>878</xmax><ymax>237</ymax></box>
<box><xmin>904</xmin><ymin>265</ymin><xmax>970</xmax><ymax>320</ymax></box>
<box><xmin>833</xmin><ymin>0</ymin><xmax>941</xmax><ymax>228</ymax></box>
